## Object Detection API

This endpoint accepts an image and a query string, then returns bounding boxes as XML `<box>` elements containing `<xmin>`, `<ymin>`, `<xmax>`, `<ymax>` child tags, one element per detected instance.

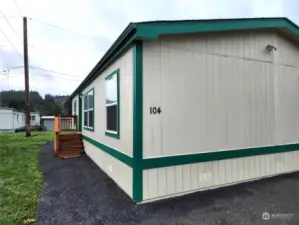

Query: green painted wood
<box><xmin>82</xmin><ymin>135</ymin><xmax>133</xmax><ymax>167</ymax></box>
<box><xmin>142</xmin><ymin>143</ymin><xmax>299</xmax><ymax>169</ymax></box>
<box><xmin>132</xmin><ymin>41</ymin><xmax>143</xmax><ymax>203</ymax></box>
<box><xmin>78</xmin><ymin>95</ymin><xmax>82</xmax><ymax>132</ymax></box>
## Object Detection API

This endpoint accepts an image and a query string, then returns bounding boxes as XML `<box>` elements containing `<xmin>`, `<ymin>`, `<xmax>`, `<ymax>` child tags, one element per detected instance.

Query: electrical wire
<box><xmin>0</xmin><ymin>28</ymin><xmax>23</xmax><ymax>58</ymax></box>
<box><xmin>0</xmin><ymin>66</ymin><xmax>82</xmax><ymax>79</ymax></box>
<box><xmin>29</xmin><ymin>66</ymin><xmax>81</xmax><ymax>78</ymax></box>
<box><xmin>29</xmin><ymin>17</ymin><xmax>103</xmax><ymax>41</ymax></box>
<box><xmin>13</xmin><ymin>0</ymin><xmax>23</xmax><ymax>17</ymax></box>
<box><xmin>30</xmin><ymin>71</ymin><xmax>81</xmax><ymax>81</ymax></box>
<box><xmin>0</xmin><ymin>10</ymin><xmax>21</xmax><ymax>38</ymax></box>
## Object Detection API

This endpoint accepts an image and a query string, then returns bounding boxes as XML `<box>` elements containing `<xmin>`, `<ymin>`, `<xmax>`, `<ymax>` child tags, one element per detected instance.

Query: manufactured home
<box><xmin>68</xmin><ymin>18</ymin><xmax>299</xmax><ymax>203</ymax></box>
<box><xmin>30</xmin><ymin>112</ymin><xmax>41</xmax><ymax>126</ymax></box>
<box><xmin>0</xmin><ymin>108</ymin><xmax>25</xmax><ymax>131</ymax></box>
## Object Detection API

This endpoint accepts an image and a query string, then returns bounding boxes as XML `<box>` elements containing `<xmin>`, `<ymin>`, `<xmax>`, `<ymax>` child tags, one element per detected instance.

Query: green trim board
<box><xmin>83</xmin><ymin>87</ymin><xmax>95</xmax><ymax>131</ymax></box>
<box><xmin>71</xmin><ymin>18</ymin><xmax>299</xmax><ymax>98</ymax></box>
<box><xmin>142</xmin><ymin>143</ymin><xmax>299</xmax><ymax>169</ymax></box>
<box><xmin>82</xmin><ymin>135</ymin><xmax>133</xmax><ymax>167</ymax></box>
<box><xmin>132</xmin><ymin>41</ymin><xmax>143</xmax><ymax>203</ymax></box>
<box><xmin>105</xmin><ymin>69</ymin><xmax>120</xmax><ymax>139</ymax></box>
<box><xmin>78</xmin><ymin>95</ymin><xmax>82</xmax><ymax>132</ymax></box>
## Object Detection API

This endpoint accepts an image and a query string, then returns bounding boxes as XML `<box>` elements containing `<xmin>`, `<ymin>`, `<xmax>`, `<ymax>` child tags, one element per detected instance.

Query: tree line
<box><xmin>0</xmin><ymin>90</ymin><xmax>71</xmax><ymax>116</ymax></box>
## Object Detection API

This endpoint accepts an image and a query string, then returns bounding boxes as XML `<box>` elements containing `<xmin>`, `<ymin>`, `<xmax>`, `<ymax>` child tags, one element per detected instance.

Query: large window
<box><xmin>83</xmin><ymin>89</ymin><xmax>94</xmax><ymax>131</ymax></box>
<box><xmin>105</xmin><ymin>69</ymin><xmax>119</xmax><ymax>138</ymax></box>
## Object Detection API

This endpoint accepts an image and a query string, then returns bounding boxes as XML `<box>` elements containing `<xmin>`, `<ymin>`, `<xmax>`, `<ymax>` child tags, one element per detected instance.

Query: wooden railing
<box><xmin>54</xmin><ymin>115</ymin><xmax>78</xmax><ymax>154</ymax></box>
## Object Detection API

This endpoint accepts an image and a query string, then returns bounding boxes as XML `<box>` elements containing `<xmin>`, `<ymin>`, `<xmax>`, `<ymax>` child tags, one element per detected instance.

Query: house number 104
<box><xmin>150</xmin><ymin>107</ymin><xmax>161</xmax><ymax>114</ymax></box>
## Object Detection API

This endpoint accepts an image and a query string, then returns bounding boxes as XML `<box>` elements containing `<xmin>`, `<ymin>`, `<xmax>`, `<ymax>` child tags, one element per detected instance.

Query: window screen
<box><xmin>83</xmin><ymin>89</ymin><xmax>94</xmax><ymax>129</ymax></box>
<box><xmin>105</xmin><ymin>70</ymin><xmax>119</xmax><ymax>136</ymax></box>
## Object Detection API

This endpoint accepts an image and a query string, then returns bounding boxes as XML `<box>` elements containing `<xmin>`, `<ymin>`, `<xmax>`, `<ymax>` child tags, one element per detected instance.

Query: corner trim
<box><xmin>82</xmin><ymin>135</ymin><xmax>133</xmax><ymax>167</ymax></box>
<box><xmin>132</xmin><ymin>41</ymin><xmax>143</xmax><ymax>202</ymax></box>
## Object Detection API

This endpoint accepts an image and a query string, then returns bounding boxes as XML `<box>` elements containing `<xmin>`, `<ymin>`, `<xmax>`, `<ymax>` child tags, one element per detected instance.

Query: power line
<box><xmin>13</xmin><ymin>0</ymin><xmax>23</xmax><ymax>17</ymax></box>
<box><xmin>0</xmin><ymin>28</ymin><xmax>23</xmax><ymax>58</ymax></box>
<box><xmin>0</xmin><ymin>10</ymin><xmax>21</xmax><ymax>38</ymax></box>
<box><xmin>30</xmin><ymin>71</ymin><xmax>81</xmax><ymax>81</ymax></box>
<box><xmin>0</xmin><ymin>65</ymin><xmax>82</xmax><ymax>78</ymax></box>
<box><xmin>29</xmin><ymin>66</ymin><xmax>81</xmax><ymax>78</ymax></box>
<box><xmin>29</xmin><ymin>17</ymin><xmax>103</xmax><ymax>41</ymax></box>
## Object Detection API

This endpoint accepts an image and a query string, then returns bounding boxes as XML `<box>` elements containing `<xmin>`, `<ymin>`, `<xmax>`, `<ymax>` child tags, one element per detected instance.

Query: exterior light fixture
<box><xmin>266</xmin><ymin>44</ymin><xmax>277</xmax><ymax>52</ymax></box>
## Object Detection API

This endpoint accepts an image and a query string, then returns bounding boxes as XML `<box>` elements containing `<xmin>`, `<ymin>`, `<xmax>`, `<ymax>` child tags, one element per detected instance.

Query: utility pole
<box><xmin>23</xmin><ymin>16</ymin><xmax>31</xmax><ymax>137</ymax></box>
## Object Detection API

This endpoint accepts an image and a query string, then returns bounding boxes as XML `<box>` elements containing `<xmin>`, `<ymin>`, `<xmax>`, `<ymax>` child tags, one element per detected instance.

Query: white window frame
<box><xmin>105</xmin><ymin>69</ymin><xmax>119</xmax><ymax>138</ymax></box>
<box><xmin>83</xmin><ymin>88</ymin><xmax>94</xmax><ymax>131</ymax></box>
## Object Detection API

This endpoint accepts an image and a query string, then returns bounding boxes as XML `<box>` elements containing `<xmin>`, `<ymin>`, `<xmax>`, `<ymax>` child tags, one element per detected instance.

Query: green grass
<box><xmin>0</xmin><ymin>131</ymin><xmax>54</xmax><ymax>225</ymax></box>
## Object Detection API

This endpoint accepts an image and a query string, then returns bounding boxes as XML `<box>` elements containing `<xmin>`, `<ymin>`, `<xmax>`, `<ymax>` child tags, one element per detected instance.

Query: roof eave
<box><xmin>71</xmin><ymin>23</ymin><xmax>137</xmax><ymax>98</ymax></box>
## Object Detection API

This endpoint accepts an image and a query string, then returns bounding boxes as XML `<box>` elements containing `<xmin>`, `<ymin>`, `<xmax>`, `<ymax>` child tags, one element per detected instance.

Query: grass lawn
<box><xmin>0</xmin><ymin>131</ymin><xmax>54</xmax><ymax>225</ymax></box>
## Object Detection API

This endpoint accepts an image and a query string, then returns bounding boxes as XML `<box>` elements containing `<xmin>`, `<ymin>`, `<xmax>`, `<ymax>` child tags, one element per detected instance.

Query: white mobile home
<box><xmin>0</xmin><ymin>108</ymin><xmax>25</xmax><ymax>131</ymax></box>
<box><xmin>30</xmin><ymin>112</ymin><xmax>41</xmax><ymax>126</ymax></box>
<box><xmin>71</xmin><ymin>18</ymin><xmax>299</xmax><ymax>203</ymax></box>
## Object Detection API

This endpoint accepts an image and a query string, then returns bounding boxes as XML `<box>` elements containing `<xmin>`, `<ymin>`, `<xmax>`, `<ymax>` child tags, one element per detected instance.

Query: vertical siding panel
<box><xmin>248</xmin><ymin>156</ymin><xmax>255</xmax><ymax>179</ymax></box>
<box><xmin>175</xmin><ymin>165</ymin><xmax>183</xmax><ymax>193</ymax></box>
<box><xmin>231</xmin><ymin>159</ymin><xmax>238</xmax><ymax>182</ymax></box>
<box><xmin>191</xmin><ymin>164</ymin><xmax>199</xmax><ymax>190</ymax></box>
<box><xmin>237</xmin><ymin>158</ymin><xmax>244</xmax><ymax>180</ymax></box>
<box><xmin>225</xmin><ymin>159</ymin><xmax>232</xmax><ymax>183</ymax></box>
<box><xmin>149</xmin><ymin>169</ymin><xmax>158</xmax><ymax>199</ymax></box>
<box><xmin>204</xmin><ymin>162</ymin><xmax>213</xmax><ymax>187</ymax></box>
<box><xmin>265</xmin><ymin>155</ymin><xmax>271</xmax><ymax>176</ymax></box>
<box><xmin>218</xmin><ymin>160</ymin><xmax>226</xmax><ymax>185</ymax></box>
<box><xmin>166</xmin><ymin>167</ymin><xmax>175</xmax><ymax>195</ymax></box>
<box><xmin>212</xmin><ymin>161</ymin><xmax>220</xmax><ymax>186</ymax></box>
<box><xmin>157</xmin><ymin>168</ymin><xmax>167</xmax><ymax>197</ymax></box>
<box><xmin>243</xmin><ymin>158</ymin><xmax>250</xmax><ymax>180</ymax></box>
<box><xmin>182</xmin><ymin>164</ymin><xmax>191</xmax><ymax>192</ymax></box>
<box><xmin>143</xmin><ymin>170</ymin><xmax>149</xmax><ymax>200</ymax></box>
<box><xmin>197</xmin><ymin>163</ymin><xmax>205</xmax><ymax>188</ymax></box>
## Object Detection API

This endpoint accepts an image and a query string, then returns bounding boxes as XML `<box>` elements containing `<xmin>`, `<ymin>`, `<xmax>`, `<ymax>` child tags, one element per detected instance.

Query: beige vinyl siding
<box><xmin>274</xmin><ymin>34</ymin><xmax>299</xmax><ymax>145</ymax></box>
<box><xmin>142</xmin><ymin>151</ymin><xmax>299</xmax><ymax>201</ymax></box>
<box><xmin>84</xmin><ymin>141</ymin><xmax>132</xmax><ymax>197</ymax></box>
<box><xmin>80</xmin><ymin>47</ymin><xmax>133</xmax><ymax>197</ymax></box>
<box><xmin>72</xmin><ymin>95</ymin><xmax>79</xmax><ymax>116</ymax></box>
<box><xmin>143</xmin><ymin>31</ymin><xmax>276</xmax><ymax>158</ymax></box>
<box><xmin>82</xmin><ymin>47</ymin><xmax>133</xmax><ymax>156</ymax></box>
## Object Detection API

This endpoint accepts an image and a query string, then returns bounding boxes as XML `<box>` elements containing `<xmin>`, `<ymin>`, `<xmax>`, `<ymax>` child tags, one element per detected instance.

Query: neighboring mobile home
<box><xmin>41</xmin><ymin>116</ymin><xmax>55</xmax><ymax>131</ymax></box>
<box><xmin>0</xmin><ymin>108</ymin><xmax>25</xmax><ymax>131</ymax></box>
<box><xmin>30</xmin><ymin>112</ymin><xmax>41</xmax><ymax>126</ymax></box>
<box><xmin>71</xmin><ymin>18</ymin><xmax>299</xmax><ymax>203</ymax></box>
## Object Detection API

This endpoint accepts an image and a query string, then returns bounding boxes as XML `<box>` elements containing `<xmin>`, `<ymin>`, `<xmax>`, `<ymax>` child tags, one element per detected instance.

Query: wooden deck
<box><xmin>54</xmin><ymin>116</ymin><xmax>84</xmax><ymax>158</ymax></box>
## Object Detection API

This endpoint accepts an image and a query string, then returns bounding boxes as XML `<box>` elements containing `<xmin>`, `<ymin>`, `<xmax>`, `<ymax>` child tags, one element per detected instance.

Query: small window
<box><xmin>105</xmin><ymin>70</ymin><xmax>119</xmax><ymax>138</ymax></box>
<box><xmin>31</xmin><ymin>115</ymin><xmax>36</xmax><ymax>121</ymax></box>
<box><xmin>83</xmin><ymin>89</ymin><xmax>94</xmax><ymax>131</ymax></box>
<box><xmin>17</xmin><ymin>114</ymin><xmax>19</xmax><ymax>122</ymax></box>
<box><xmin>73</xmin><ymin>100</ymin><xmax>77</xmax><ymax>115</ymax></box>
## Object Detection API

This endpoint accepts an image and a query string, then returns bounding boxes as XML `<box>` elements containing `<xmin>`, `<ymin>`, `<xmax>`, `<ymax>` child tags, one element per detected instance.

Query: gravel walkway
<box><xmin>35</xmin><ymin>142</ymin><xmax>299</xmax><ymax>225</ymax></box>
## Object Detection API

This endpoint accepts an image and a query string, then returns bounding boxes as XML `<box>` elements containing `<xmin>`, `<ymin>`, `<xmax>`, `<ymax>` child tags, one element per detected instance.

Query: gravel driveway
<box><xmin>35</xmin><ymin>142</ymin><xmax>299</xmax><ymax>225</ymax></box>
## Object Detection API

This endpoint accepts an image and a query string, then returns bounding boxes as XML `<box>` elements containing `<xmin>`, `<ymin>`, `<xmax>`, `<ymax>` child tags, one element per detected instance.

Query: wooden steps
<box><xmin>56</xmin><ymin>133</ymin><xmax>84</xmax><ymax>158</ymax></box>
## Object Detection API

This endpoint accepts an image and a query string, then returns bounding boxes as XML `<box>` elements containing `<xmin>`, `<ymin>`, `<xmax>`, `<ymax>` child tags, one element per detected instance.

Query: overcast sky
<box><xmin>0</xmin><ymin>0</ymin><xmax>298</xmax><ymax>97</ymax></box>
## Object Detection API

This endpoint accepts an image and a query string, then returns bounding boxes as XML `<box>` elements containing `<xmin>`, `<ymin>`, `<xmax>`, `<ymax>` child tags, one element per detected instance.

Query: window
<box><xmin>22</xmin><ymin>115</ymin><xmax>24</xmax><ymax>122</ymax></box>
<box><xmin>83</xmin><ymin>89</ymin><xmax>94</xmax><ymax>131</ymax></box>
<box><xmin>31</xmin><ymin>115</ymin><xmax>36</xmax><ymax>121</ymax></box>
<box><xmin>105</xmin><ymin>70</ymin><xmax>119</xmax><ymax>138</ymax></box>
<box><xmin>17</xmin><ymin>114</ymin><xmax>19</xmax><ymax>122</ymax></box>
<box><xmin>73</xmin><ymin>100</ymin><xmax>77</xmax><ymax>115</ymax></box>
